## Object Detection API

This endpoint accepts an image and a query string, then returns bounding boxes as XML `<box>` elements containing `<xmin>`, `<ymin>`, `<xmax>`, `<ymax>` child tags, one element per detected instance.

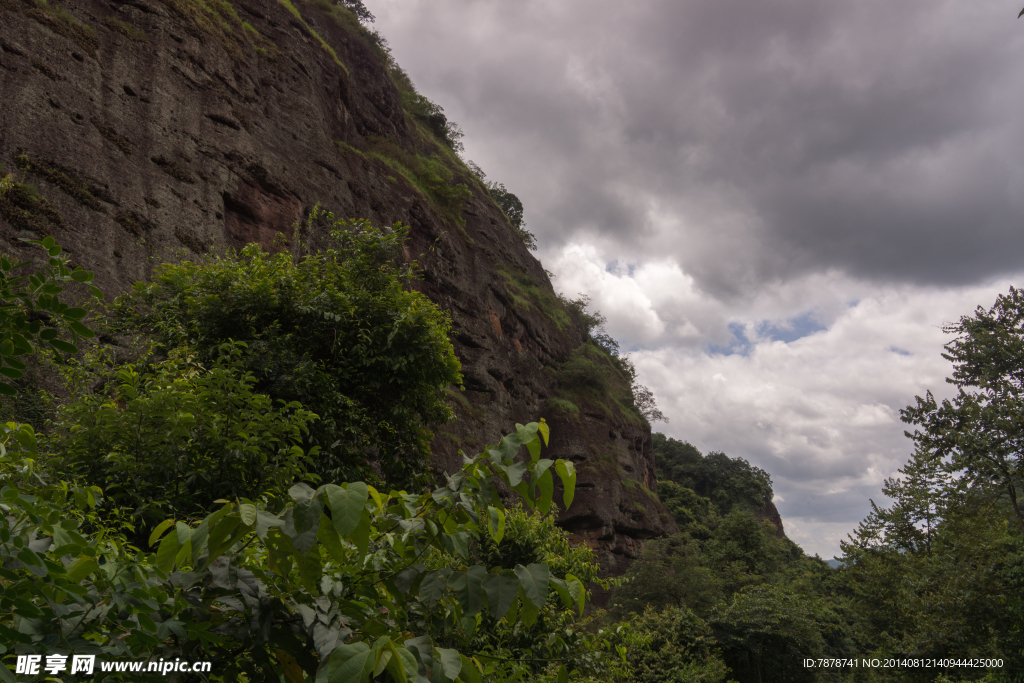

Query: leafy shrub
<box><xmin>623</xmin><ymin>606</ymin><xmax>729</xmax><ymax>683</ymax></box>
<box><xmin>402</xmin><ymin>91</ymin><xmax>465</xmax><ymax>153</ymax></box>
<box><xmin>48</xmin><ymin>342</ymin><xmax>318</xmax><ymax>541</ymax></box>
<box><xmin>113</xmin><ymin>208</ymin><xmax>462</xmax><ymax>489</ymax></box>
<box><xmin>557</xmin><ymin>353</ymin><xmax>610</xmax><ymax>393</ymax></box>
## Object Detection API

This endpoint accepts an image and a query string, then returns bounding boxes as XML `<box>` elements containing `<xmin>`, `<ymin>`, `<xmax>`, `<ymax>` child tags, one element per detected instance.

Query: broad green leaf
<box><xmin>448</xmin><ymin>531</ymin><xmax>470</xmax><ymax>560</ymax></box>
<box><xmin>275</xmin><ymin>649</ymin><xmax>305</xmax><ymax>683</ymax></box>
<box><xmin>538</xmin><ymin>419</ymin><xmax>549</xmax><ymax>446</ymax></box>
<box><xmin>536</xmin><ymin>468</ymin><xmax>554</xmax><ymax>514</ymax></box>
<box><xmin>557</xmin><ymin>665</ymin><xmax>569</xmax><ymax>683</ymax></box>
<box><xmin>555</xmin><ymin>460</ymin><xmax>576</xmax><ymax>509</ymax></box>
<box><xmin>351</xmin><ymin>508</ymin><xmax>371</xmax><ymax>559</ymax></box>
<box><xmin>174</xmin><ymin>538</ymin><xmax>193</xmax><ymax>568</ymax></box>
<box><xmin>486</xmin><ymin>506</ymin><xmax>505</xmax><ymax>544</ymax></box>
<box><xmin>390</xmin><ymin>646</ymin><xmax>417</xmax><ymax>683</ymax></box>
<box><xmin>511</xmin><ymin>480</ymin><xmax>534</xmax><ymax>510</ymax></box>
<box><xmin>68</xmin><ymin>321</ymin><xmax>94</xmax><ymax>338</ymax></box>
<box><xmin>255</xmin><ymin>509</ymin><xmax>285</xmax><ymax>540</ymax></box>
<box><xmin>317</xmin><ymin>517</ymin><xmax>348</xmax><ymax>564</ymax></box>
<box><xmin>514</xmin><ymin>563</ymin><xmax>549</xmax><ymax>608</ymax></box>
<box><xmin>549</xmin><ymin>577</ymin><xmax>574</xmax><ymax>609</ymax></box>
<box><xmin>318</xmin><ymin>642</ymin><xmax>373</xmax><ymax>683</ymax></box>
<box><xmin>435</xmin><ymin>648</ymin><xmax>461</xmax><ymax>681</ymax></box>
<box><xmin>503</xmin><ymin>461</ymin><xmax>528</xmax><ymax>487</ymax></box>
<box><xmin>239</xmin><ymin>503</ymin><xmax>258</xmax><ymax>526</ymax></box>
<box><xmin>482</xmin><ymin>570</ymin><xmax>519</xmax><ymax>620</ymax></box>
<box><xmin>148</xmin><ymin>519</ymin><xmax>175</xmax><ymax>548</ymax></box>
<box><xmin>189</xmin><ymin>520</ymin><xmax>210</xmax><ymax>563</ymax></box>
<box><xmin>48</xmin><ymin>339</ymin><xmax>78</xmax><ymax>354</ymax></box>
<box><xmin>206</xmin><ymin>515</ymin><xmax>245</xmax><ymax>561</ymax></box>
<box><xmin>0</xmin><ymin>383</ymin><xmax>15</xmax><ymax>397</ymax></box>
<box><xmin>0</xmin><ymin>657</ymin><xmax>16</xmax><ymax>683</ymax></box>
<box><xmin>326</xmin><ymin>482</ymin><xmax>369</xmax><ymax>538</ymax></box>
<box><xmin>289</xmin><ymin>482</ymin><xmax>315</xmax><ymax>503</ymax></box>
<box><xmin>566</xmin><ymin>573</ymin><xmax>586</xmax><ymax>616</ymax></box>
<box><xmin>419</xmin><ymin>571</ymin><xmax>447</xmax><ymax>608</ymax></box>
<box><xmin>366</xmin><ymin>484</ymin><xmax>384</xmax><ymax>512</ymax></box>
<box><xmin>66</xmin><ymin>556</ymin><xmax>98</xmax><ymax>583</ymax></box>
<box><xmin>373</xmin><ymin>648</ymin><xmax>393</xmax><ymax>679</ymax></box>
<box><xmin>0</xmin><ymin>367</ymin><xmax>22</xmax><ymax>379</ymax></box>
<box><xmin>496</xmin><ymin>433</ymin><xmax>521</xmax><ymax>464</ymax></box>
<box><xmin>293</xmin><ymin>497</ymin><xmax>323</xmax><ymax>535</ymax></box>
<box><xmin>155</xmin><ymin>532</ymin><xmax>179</xmax><ymax>572</ymax></box>
<box><xmin>448</xmin><ymin>565</ymin><xmax>486</xmax><ymax>616</ymax></box>
<box><xmin>518</xmin><ymin>587</ymin><xmax>540</xmax><ymax>627</ymax></box>
<box><xmin>456</xmin><ymin>655</ymin><xmax>481</xmax><ymax>683</ymax></box>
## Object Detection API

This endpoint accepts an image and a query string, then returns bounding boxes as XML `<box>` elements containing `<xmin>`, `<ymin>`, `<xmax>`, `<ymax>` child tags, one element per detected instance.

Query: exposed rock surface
<box><xmin>0</xmin><ymin>0</ymin><xmax>676</xmax><ymax>578</ymax></box>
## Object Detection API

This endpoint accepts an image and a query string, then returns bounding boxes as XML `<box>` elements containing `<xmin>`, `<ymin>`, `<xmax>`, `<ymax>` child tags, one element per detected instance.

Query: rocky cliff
<box><xmin>0</xmin><ymin>0</ymin><xmax>676</xmax><ymax>578</ymax></box>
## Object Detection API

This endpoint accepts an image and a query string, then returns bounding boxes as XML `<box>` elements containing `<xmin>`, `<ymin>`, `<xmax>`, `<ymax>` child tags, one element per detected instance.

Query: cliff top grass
<box><xmin>158</xmin><ymin>0</ymin><xmax>279</xmax><ymax>63</ymax></box>
<box><xmin>497</xmin><ymin>266</ymin><xmax>573</xmax><ymax>331</ymax></box>
<box><xmin>554</xmin><ymin>341</ymin><xmax>647</xmax><ymax>428</ymax></box>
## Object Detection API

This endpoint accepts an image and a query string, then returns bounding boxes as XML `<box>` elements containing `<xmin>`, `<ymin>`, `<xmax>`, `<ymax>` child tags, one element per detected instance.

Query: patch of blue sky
<box><xmin>758</xmin><ymin>311</ymin><xmax>827</xmax><ymax>343</ymax></box>
<box><xmin>708</xmin><ymin>321</ymin><xmax>753</xmax><ymax>356</ymax></box>
<box><xmin>604</xmin><ymin>260</ymin><xmax>636</xmax><ymax>277</ymax></box>
<box><xmin>889</xmin><ymin>346</ymin><xmax>911</xmax><ymax>356</ymax></box>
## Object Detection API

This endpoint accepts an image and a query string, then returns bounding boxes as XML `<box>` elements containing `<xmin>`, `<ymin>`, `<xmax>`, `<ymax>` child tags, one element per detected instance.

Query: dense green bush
<box><xmin>48</xmin><ymin>342</ymin><xmax>318</xmax><ymax>542</ymax></box>
<box><xmin>114</xmin><ymin>208</ymin><xmax>462</xmax><ymax>489</ymax></box>
<box><xmin>623</xmin><ymin>606</ymin><xmax>729</xmax><ymax>683</ymax></box>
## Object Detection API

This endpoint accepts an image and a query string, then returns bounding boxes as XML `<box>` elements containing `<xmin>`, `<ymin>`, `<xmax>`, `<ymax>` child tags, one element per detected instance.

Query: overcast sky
<box><xmin>365</xmin><ymin>0</ymin><xmax>1024</xmax><ymax>558</ymax></box>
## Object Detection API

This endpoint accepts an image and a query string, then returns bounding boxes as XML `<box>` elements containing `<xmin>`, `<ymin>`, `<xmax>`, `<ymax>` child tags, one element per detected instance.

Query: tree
<box><xmin>901</xmin><ymin>286</ymin><xmax>1024</xmax><ymax>533</ymax></box>
<box><xmin>114</xmin><ymin>208</ymin><xmax>462</xmax><ymax>489</ymax></box>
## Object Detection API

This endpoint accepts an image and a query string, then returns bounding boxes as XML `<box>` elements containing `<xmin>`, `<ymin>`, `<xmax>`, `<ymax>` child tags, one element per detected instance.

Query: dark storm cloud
<box><xmin>368</xmin><ymin>0</ymin><xmax>1024</xmax><ymax>556</ymax></box>
<box><xmin>370</xmin><ymin>0</ymin><xmax>1024</xmax><ymax>291</ymax></box>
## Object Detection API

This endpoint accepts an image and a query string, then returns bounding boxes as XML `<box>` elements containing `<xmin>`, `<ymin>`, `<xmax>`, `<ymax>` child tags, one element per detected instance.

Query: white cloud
<box><xmin>544</xmin><ymin>241</ymin><xmax>1020</xmax><ymax>556</ymax></box>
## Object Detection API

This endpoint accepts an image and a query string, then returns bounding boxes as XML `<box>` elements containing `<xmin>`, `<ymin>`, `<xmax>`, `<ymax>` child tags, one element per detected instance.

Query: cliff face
<box><xmin>0</xmin><ymin>0</ymin><xmax>676</xmax><ymax>576</ymax></box>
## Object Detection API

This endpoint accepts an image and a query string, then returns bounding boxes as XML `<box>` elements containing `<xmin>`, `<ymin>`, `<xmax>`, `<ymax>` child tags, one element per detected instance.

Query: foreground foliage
<box><xmin>0</xmin><ymin>238</ymin><xmax>619</xmax><ymax>682</ymax></box>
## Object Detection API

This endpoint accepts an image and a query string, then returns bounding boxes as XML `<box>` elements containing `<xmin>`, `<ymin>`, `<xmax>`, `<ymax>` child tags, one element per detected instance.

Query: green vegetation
<box><xmin>498</xmin><ymin>266</ymin><xmax>573</xmax><ymax>329</ymax></box>
<box><xmin>158</xmin><ymin>0</ymin><xmax>278</xmax><ymax>63</ymax></box>
<box><xmin>467</xmin><ymin>162</ymin><xmax>538</xmax><ymax>250</ymax></box>
<box><xmin>113</xmin><ymin>206</ymin><xmax>462</xmax><ymax>491</ymax></box>
<box><xmin>549</xmin><ymin>297</ymin><xmax>667</xmax><ymax>426</ymax></box>
<box><xmin>277</xmin><ymin>0</ymin><xmax>346</xmax><ymax>71</ymax></box>
<box><xmin>0</xmin><ymin>172</ymin><xmax>65</xmax><ymax>235</ymax></box>
<box><xmin>0</xmin><ymin>235</ymin><xmax>632</xmax><ymax>683</ymax></box>
<box><xmin>838</xmin><ymin>286</ymin><xmax>1024</xmax><ymax>679</ymax></box>
<box><xmin>607</xmin><ymin>438</ymin><xmax>850</xmax><ymax>683</ymax></box>
<box><xmin>366</xmin><ymin>135</ymin><xmax>472</xmax><ymax>222</ymax></box>
<box><xmin>14</xmin><ymin>152</ymin><xmax>108</xmax><ymax>212</ymax></box>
